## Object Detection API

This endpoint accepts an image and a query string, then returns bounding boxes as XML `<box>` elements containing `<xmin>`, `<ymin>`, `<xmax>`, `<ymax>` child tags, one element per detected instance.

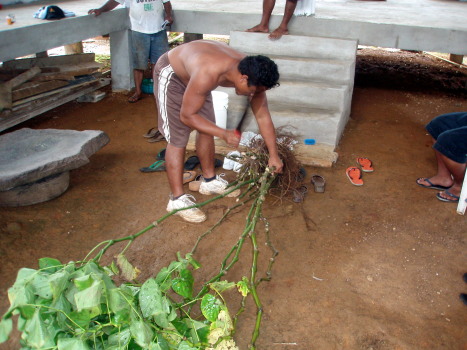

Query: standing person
<box><xmin>154</xmin><ymin>40</ymin><xmax>284</xmax><ymax>223</ymax></box>
<box><xmin>89</xmin><ymin>0</ymin><xmax>172</xmax><ymax>103</ymax></box>
<box><xmin>246</xmin><ymin>0</ymin><xmax>298</xmax><ymax>40</ymax></box>
<box><xmin>416</xmin><ymin>112</ymin><xmax>467</xmax><ymax>203</ymax></box>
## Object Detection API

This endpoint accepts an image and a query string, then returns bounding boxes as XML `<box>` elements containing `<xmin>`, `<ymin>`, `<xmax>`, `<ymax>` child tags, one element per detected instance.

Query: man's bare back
<box><xmin>168</xmin><ymin>40</ymin><xmax>246</xmax><ymax>91</ymax></box>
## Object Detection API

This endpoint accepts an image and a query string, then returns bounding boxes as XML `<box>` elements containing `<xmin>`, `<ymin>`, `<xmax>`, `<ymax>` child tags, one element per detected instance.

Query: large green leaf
<box><xmin>31</xmin><ymin>272</ymin><xmax>53</xmax><ymax>300</ymax></box>
<box><xmin>73</xmin><ymin>275</ymin><xmax>93</xmax><ymax>291</ymax></box>
<box><xmin>185</xmin><ymin>318</ymin><xmax>209</xmax><ymax>345</ymax></box>
<box><xmin>201</xmin><ymin>294</ymin><xmax>221</xmax><ymax>322</ymax></box>
<box><xmin>38</xmin><ymin>258</ymin><xmax>62</xmax><ymax>274</ymax></box>
<box><xmin>155</xmin><ymin>267</ymin><xmax>173</xmax><ymax>292</ymax></box>
<box><xmin>172</xmin><ymin>269</ymin><xmax>193</xmax><ymax>299</ymax></box>
<box><xmin>130</xmin><ymin>320</ymin><xmax>153</xmax><ymax>348</ymax></box>
<box><xmin>108</xmin><ymin>288</ymin><xmax>133</xmax><ymax>313</ymax></box>
<box><xmin>51</xmin><ymin>294</ymin><xmax>72</xmax><ymax>329</ymax></box>
<box><xmin>7</xmin><ymin>283</ymin><xmax>35</xmax><ymax>316</ymax></box>
<box><xmin>108</xmin><ymin>327</ymin><xmax>131</xmax><ymax>347</ymax></box>
<box><xmin>24</xmin><ymin>309</ymin><xmax>52</xmax><ymax>348</ymax></box>
<box><xmin>57</xmin><ymin>337</ymin><xmax>91</xmax><ymax>350</ymax></box>
<box><xmin>0</xmin><ymin>317</ymin><xmax>12</xmax><ymax>342</ymax></box>
<box><xmin>49</xmin><ymin>270</ymin><xmax>71</xmax><ymax>299</ymax></box>
<box><xmin>139</xmin><ymin>279</ymin><xmax>163</xmax><ymax>319</ymax></box>
<box><xmin>67</xmin><ymin>309</ymin><xmax>92</xmax><ymax>329</ymax></box>
<box><xmin>74</xmin><ymin>280</ymin><xmax>102</xmax><ymax>311</ymax></box>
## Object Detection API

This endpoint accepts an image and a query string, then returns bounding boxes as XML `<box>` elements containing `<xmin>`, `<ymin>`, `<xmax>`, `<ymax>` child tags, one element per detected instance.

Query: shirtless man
<box><xmin>247</xmin><ymin>0</ymin><xmax>298</xmax><ymax>40</ymax></box>
<box><xmin>154</xmin><ymin>40</ymin><xmax>283</xmax><ymax>223</ymax></box>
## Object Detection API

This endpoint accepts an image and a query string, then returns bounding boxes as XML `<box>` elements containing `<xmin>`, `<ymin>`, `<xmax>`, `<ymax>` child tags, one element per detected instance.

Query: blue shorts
<box><xmin>131</xmin><ymin>30</ymin><xmax>169</xmax><ymax>70</ymax></box>
<box><xmin>426</xmin><ymin>111</ymin><xmax>467</xmax><ymax>163</ymax></box>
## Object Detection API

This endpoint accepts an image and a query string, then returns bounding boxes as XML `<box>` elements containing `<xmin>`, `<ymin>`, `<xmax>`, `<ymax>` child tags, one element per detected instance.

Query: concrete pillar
<box><xmin>109</xmin><ymin>29</ymin><xmax>133</xmax><ymax>92</ymax></box>
<box><xmin>64</xmin><ymin>42</ymin><xmax>84</xmax><ymax>54</ymax></box>
<box><xmin>184</xmin><ymin>33</ymin><xmax>203</xmax><ymax>43</ymax></box>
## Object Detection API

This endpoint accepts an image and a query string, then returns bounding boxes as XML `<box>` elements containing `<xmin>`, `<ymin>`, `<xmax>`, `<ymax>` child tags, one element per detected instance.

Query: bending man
<box><xmin>154</xmin><ymin>40</ymin><xmax>283</xmax><ymax>223</ymax></box>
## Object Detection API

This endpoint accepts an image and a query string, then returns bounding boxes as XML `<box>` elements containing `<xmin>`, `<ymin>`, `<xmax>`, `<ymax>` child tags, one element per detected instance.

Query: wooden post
<box><xmin>184</xmin><ymin>33</ymin><xmax>203</xmax><ymax>43</ymax></box>
<box><xmin>449</xmin><ymin>54</ymin><xmax>464</xmax><ymax>64</ymax></box>
<box><xmin>64</xmin><ymin>42</ymin><xmax>84</xmax><ymax>55</ymax></box>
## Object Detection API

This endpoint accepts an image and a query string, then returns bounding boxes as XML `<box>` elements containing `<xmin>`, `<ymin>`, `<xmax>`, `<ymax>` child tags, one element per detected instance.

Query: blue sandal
<box><xmin>436</xmin><ymin>190</ymin><xmax>460</xmax><ymax>203</ymax></box>
<box><xmin>140</xmin><ymin>160</ymin><xmax>166</xmax><ymax>172</ymax></box>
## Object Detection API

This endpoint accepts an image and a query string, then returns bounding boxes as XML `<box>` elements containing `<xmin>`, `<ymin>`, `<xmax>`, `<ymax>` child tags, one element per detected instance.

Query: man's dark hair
<box><xmin>238</xmin><ymin>55</ymin><xmax>280</xmax><ymax>89</ymax></box>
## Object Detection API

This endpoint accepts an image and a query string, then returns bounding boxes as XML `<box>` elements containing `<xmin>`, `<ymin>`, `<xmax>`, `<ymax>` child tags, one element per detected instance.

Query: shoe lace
<box><xmin>215</xmin><ymin>173</ymin><xmax>229</xmax><ymax>186</ymax></box>
<box><xmin>180</xmin><ymin>193</ymin><xmax>197</xmax><ymax>206</ymax></box>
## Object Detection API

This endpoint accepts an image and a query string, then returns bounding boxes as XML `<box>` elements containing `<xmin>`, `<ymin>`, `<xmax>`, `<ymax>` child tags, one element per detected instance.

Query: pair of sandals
<box><xmin>346</xmin><ymin>157</ymin><xmax>374</xmax><ymax>186</ymax></box>
<box><xmin>416</xmin><ymin>177</ymin><xmax>459</xmax><ymax>203</ymax></box>
<box><xmin>292</xmin><ymin>168</ymin><xmax>326</xmax><ymax>203</ymax></box>
<box><xmin>143</xmin><ymin>127</ymin><xmax>165</xmax><ymax>143</ymax></box>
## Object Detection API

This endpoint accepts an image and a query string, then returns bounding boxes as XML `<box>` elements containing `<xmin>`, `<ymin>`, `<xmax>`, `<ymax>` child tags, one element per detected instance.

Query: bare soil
<box><xmin>1</xmin><ymin>48</ymin><xmax>466</xmax><ymax>349</ymax></box>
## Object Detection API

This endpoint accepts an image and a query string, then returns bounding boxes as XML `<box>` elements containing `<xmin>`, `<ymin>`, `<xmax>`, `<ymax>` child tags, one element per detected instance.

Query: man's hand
<box><xmin>223</xmin><ymin>129</ymin><xmax>241</xmax><ymax>148</ymax></box>
<box><xmin>268</xmin><ymin>155</ymin><xmax>283</xmax><ymax>174</ymax></box>
<box><xmin>88</xmin><ymin>8</ymin><xmax>102</xmax><ymax>16</ymax></box>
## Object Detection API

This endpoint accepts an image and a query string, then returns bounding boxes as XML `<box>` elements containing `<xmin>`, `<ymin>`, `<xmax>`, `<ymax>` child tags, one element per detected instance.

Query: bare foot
<box><xmin>246</xmin><ymin>24</ymin><xmax>269</xmax><ymax>33</ymax></box>
<box><xmin>128</xmin><ymin>92</ymin><xmax>142</xmax><ymax>103</ymax></box>
<box><xmin>269</xmin><ymin>27</ymin><xmax>288</xmax><ymax>40</ymax></box>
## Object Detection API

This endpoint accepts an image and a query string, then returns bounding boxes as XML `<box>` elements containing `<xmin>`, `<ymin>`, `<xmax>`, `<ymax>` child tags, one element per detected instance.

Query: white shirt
<box><xmin>116</xmin><ymin>0</ymin><xmax>169</xmax><ymax>34</ymax></box>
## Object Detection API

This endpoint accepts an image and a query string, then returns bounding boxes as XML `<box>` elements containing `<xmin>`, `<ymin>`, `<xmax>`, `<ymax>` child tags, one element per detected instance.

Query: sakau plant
<box><xmin>0</xmin><ymin>133</ymin><xmax>301</xmax><ymax>350</ymax></box>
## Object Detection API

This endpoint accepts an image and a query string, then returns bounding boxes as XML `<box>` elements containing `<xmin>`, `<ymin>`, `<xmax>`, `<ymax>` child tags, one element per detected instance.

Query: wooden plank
<box><xmin>0</xmin><ymin>67</ymin><xmax>42</xmax><ymax>111</ymax></box>
<box><xmin>30</xmin><ymin>72</ymin><xmax>76</xmax><ymax>82</ymax></box>
<box><xmin>0</xmin><ymin>78</ymin><xmax>111</xmax><ymax>132</ymax></box>
<box><xmin>12</xmin><ymin>76</ymin><xmax>99</xmax><ymax>107</ymax></box>
<box><xmin>2</xmin><ymin>53</ymin><xmax>96</xmax><ymax>70</ymax></box>
<box><xmin>12</xmin><ymin>80</ymin><xmax>69</xmax><ymax>101</ymax></box>
<box><xmin>52</xmin><ymin>62</ymin><xmax>103</xmax><ymax>76</ymax></box>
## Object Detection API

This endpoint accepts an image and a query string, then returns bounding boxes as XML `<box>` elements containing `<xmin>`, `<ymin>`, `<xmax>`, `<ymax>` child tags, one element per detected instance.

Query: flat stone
<box><xmin>0</xmin><ymin>128</ymin><xmax>110</xmax><ymax>191</ymax></box>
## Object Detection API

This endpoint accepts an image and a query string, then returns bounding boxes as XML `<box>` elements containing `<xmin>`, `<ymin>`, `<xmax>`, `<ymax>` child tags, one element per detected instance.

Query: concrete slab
<box><xmin>0</xmin><ymin>128</ymin><xmax>109</xmax><ymax>191</ymax></box>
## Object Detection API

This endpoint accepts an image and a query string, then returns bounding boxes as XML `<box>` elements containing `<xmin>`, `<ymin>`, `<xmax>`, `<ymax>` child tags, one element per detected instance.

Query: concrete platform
<box><xmin>1</xmin><ymin>0</ymin><xmax>466</xmax><ymax>91</ymax></box>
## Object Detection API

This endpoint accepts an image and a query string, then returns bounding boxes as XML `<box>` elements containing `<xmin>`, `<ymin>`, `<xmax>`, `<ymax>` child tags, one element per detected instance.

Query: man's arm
<box><xmin>251</xmin><ymin>91</ymin><xmax>283</xmax><ymax>173</ymax></box>
<box><xmin>163</xmin><ymin>1</ymin><xmax>174</xmax><ymax>25</ymax></box>
<box><xmin>88</xmin><ymin>0</ymin><xmax>120</xmax><ymax>16</ymax></box>
<box><xmin>179</xmin><ymin>72</ymin><xmax>240</xmax><ymax>146</ymax></box>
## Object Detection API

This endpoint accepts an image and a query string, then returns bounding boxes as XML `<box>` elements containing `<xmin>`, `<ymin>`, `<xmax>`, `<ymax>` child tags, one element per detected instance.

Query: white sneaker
<box><xmin>199</xmin><ymin>174</ymin><xmax>241</xmax><ymax>197</ymax></box>
<box><xmin>166</xmin><ymin>194</ymin><xmax>206</xmax><ymax>223</ymax></box>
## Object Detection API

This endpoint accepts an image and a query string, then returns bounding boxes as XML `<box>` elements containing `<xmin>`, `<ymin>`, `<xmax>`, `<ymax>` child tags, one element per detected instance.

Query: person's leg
<box><xmin>196</xmin><ymin>132</ymin><xmax>216</xmax><ymax>179</ymax></box>
<box><xmin>246</xmin><ymin>0</ymin><xmax>276</xmax><ymax>33</ymax></box>
<box><xmin>130</xmin><ymin>31</ymin><xmax>151</xmax><ymax>102</ymax></box>
<box><xmin>436</xmin><ymin>155</ymin><xmax>466</xmax><ymax>201</ymax></box>
<box><xmin>165</xmin><ymin>144</ymin><xmax>186</xmax><ymax>198</ymax></box>
<box><xmin>269</xmin><ymin>0</ymin><xmax>298</xmax><ymax>40</ymax></box>
<box><xmin>416</xmin><ymin>137</ymin><xmax>454</xmax><ymax>189</ymax></box>
<box><xmin>130</xmin><ymin>69</ymin><xmax>144</xmax><ymax>102</ymax></box>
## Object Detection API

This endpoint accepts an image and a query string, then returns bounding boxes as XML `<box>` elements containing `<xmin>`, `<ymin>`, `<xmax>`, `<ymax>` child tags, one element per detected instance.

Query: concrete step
<box><xmin>269</xmin><ymin>55</ymin><xmax>356</xmax><ymax>85</ymax></box>
<box><xmin>217</xmin><ymin>79</ymin><xmax>349</xmax><ymax>113</ymax></box>
<box><xmin>229</xmin><ymin>31</ymin><xmax>358</xmax><ymax>60</ymax></box>
<box><xmin>224</xmin><ymin>103</ymin><xmax>343</xmax><ymax>146</ymax></box>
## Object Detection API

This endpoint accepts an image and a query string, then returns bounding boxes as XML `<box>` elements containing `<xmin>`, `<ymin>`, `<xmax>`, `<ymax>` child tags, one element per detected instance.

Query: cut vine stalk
<box><xmin>80</xmin><ymin>169</ymin><xmax>277</xmax><ymax>349</ymax></box>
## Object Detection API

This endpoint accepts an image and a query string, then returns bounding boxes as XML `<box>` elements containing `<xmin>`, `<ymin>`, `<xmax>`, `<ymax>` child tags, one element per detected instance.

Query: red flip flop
<box><xmin>356</xmin><ymin>157</ymin><xmax>374</xmax><ymax>172</ymax></box>
<box><xmin>346</xmin><ymin>167</ymin><xmax>363</xmax><ymax>186</ymax></box>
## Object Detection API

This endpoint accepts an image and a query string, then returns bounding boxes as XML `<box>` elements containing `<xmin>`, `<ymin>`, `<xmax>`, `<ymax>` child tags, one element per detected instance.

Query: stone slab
<box><xmin>0</xmin><ymin>128</ymin><xmax>109</xmax><ymax>191</ymax></box>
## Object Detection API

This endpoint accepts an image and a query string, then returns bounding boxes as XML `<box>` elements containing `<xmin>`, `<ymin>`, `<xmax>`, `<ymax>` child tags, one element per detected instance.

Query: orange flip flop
<box><xmin>356</xmin><ymin>157</ymin><xmax>374</xmax><ymax>172</ymax></box>
<box><xmin>346</xmin><ymin>167</ymin><xmax>363</xmax><ymax>186</ymax></box>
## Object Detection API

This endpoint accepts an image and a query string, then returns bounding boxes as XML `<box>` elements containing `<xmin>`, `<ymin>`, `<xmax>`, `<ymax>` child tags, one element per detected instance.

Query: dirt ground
<box><xmin>1</xmin><ymin>49</ymin><xmax>467</xmax><ymax>349</ymax></box>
